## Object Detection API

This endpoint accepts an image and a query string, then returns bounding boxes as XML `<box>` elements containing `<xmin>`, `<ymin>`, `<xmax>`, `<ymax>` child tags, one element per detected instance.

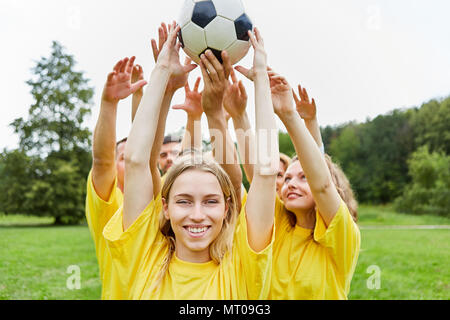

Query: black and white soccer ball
<box><xmin>177</xmin><ymin>0</ymin><xmax>253</xmax><ymax>65</ymax></box>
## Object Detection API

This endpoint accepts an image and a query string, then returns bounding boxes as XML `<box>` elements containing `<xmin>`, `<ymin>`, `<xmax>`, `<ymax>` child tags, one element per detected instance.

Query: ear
<box><xmin>162</xmin><ymin>197</ymin><xmax>170</xmax><ymax>220</ymax></box>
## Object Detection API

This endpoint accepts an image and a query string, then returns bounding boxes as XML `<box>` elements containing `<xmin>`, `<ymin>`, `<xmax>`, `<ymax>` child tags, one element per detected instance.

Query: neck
<box><xmin>175</xmin><ymin>244</ymin><xmax>211</xmax><ymax>264</ymax></box>
<box><xmin>293</xmin><ymin>208</ymin><xmax>316</xmax><ymax>230</ymax></box>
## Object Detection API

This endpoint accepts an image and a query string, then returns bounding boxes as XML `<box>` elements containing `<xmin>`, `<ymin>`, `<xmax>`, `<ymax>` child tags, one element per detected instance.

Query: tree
<box><xmin>6</xmin><ymin>41</ymin><xmax>94</xmax><ymax>225</ymax></box>
<box><xmin>394</xmin><ymin>146</ymin><xmax>450</xmax><ymax>216</ymax></box>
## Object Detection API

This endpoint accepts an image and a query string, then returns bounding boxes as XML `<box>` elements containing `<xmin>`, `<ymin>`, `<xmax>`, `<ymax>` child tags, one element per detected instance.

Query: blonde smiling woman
<box><xmin>101</xmin><ymin>23</ymin><xmax>279</xmax><ymax>300</ymax></box>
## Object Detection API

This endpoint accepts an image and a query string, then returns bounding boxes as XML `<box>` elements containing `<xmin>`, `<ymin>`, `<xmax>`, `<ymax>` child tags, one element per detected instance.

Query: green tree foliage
<box><xmin>394</xmin><ymin>146</ymin><xmax>450</xmax><ymax>216</ymax></box>
<box><xmin>410</xmin><ymin>98</ymin><xmax>450</xmax><ymax>154</ymax></box>
<box><xmin>278</xmin><ymin>131</ymin><xmax>296</xmax><ymax>158</ymax></box>
<box><xmin>1</xmin><ymin>41</ymin><xmax>94</xmax><ymax>224</ymax></box>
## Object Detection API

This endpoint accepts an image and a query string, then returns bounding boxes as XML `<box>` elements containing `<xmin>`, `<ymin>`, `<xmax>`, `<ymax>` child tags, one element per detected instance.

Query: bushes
<box><xmin>394</xmin><ymin>146</ymin><xmax>450</xmax><ymax>216</ymax></box>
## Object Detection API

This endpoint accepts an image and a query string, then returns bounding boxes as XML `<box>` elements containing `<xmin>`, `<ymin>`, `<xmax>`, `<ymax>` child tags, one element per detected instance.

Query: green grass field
<box><xmin>0</xmin><ymin>207</ymin><xmax>449</xmax><ymax>300</ymax></box>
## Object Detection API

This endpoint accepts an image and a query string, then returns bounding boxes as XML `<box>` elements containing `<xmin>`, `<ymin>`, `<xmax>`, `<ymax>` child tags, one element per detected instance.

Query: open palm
<box><xmin>293</xmin><ymin>85</ymin><xmax>317</xmax><ymax>120</ymax></box>
<box><xmin>102</xmin><ymin>57</ymin><xmax>146</xmax><ymax>103</ymax></box>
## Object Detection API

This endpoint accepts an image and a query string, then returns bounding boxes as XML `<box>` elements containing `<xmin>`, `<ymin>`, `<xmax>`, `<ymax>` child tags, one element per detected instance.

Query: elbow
<box><xmin>311</xmin><ymin>177</ymin><xmax>333</xmax><ymax>195</ymax></box>
<box><xmin>124</xmin><ymin>151</ymin><xmax>147</xmax><ymax>170</ymax></box>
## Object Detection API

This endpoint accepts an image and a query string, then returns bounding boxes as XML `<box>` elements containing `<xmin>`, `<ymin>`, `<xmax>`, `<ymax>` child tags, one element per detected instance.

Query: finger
<box><xmin>201</xmin><ymin>53</ymin><xmax>219</xmax><ymax>83</ymax></box>
<box><xmin>238</xmin><ymin>80</ymin><xmax>247</xmax><ymax>99</ymax></box>
<box><xmin>158</xmin><ymin>27</ymin><xmax>164</xmax><ymax>51</ymax></box>
<box><xmin>222</xmin><ymin>50</ymin><xmax>232</xmax><ymax>79</ymax></box>
<box><xmin>199</xmin><ymin>60</ymin><xmax>212</xmax><ymax>87</ymax></box>
<box><xmin>303</xmin><ymin>88</ymin><xmax>310</xmax><ymax>102</ymax></box>
<box><xmin>235</xmin><ymin>66</ymin><xmax>251</xmax><ymax>80</ymax></box>
<box><xmin>119</xmin><ymin>57</ymin><xmax>129</xmax><ymax>73</ymax></box>
<box><xmin>126</xmin><ymin>56</ymin><xmax>136</xmax><ymax>74</ymax></box>
<box><xmin>205</xmin><ymin>50</ymin><xmax>224</xmax><ymax>82</ymax></box>
<box><xmin>248</xmin><ymin>30</ymin><xmax>257</xmax><ymax>49</ymax></box>
<box><xmin>167</xmin><ymin>25</ymin><xmax>181</xmax><ymax>47</ymax></box>
<box><xmin>136</xmin><ymin>65</ymin><xmax>144</xmax><ymax>79</ymax></box>
<box><xmin>254</xmin><ymin>27</ymin><xmax>264</xmax><ymax>46</ymax></box>
<box><xmin>161</xmin><ymin>23</ymin><xmax>168</xmax><ymax>46</ymax></box>
<box><xmin>151</xmin><ymin>39</ymin><xmax>159</xmax><ymax>62</ymax></box>
<box><xmin>130</xmin><ymin>80</ymin><xmax>148</xmax><ymax>93</ymax></box>
<box><xmin>106</xmin><ymin>71</ymin><xmax>116</xmax><ymax>83</ymax></box>
<box><xmin>184</xmin><ymin>56</ymin><xmax>192</xmax><ymax>66</ymax></box>
<box><xmin>113</xmin><ymin>60</ymin><xmax>122</xmax><ymax>72</ymax></box>
<box><xmin>311</xmin><ymin>98</ymin><xmax>317</xmax><ymax>108</ymax></box>
<box><xmin>172</xmin><ymin>104</ymin><xmax>188</xmax><ymax>110</ymax></box>
<box><xmin>184</xmin><ymin>80</ymin><xmax>191</xmax><ymax>93</ymax></box>
<box><xmin>297</xmin><ymin>85</ymin><xmax>304</xmax><ymax>100</ymax></box>
<box><xmin>292</xmin><ymin>89</ymin><xmax>301</xmax><ymax>105</ymax></box>
<box><xmin>230</xmin><ymin>68</ymin><xmax>238</xmax><ymax>84</ymax></box>
<box><xmin>193</xmin><ymin>77</ymin><xmax>201</xmax><ymax>92</ymax></box>
<box><xmin>183</xmin><ymin>63</ymin><xmax>198</xmax><ymax>74</ymax></box>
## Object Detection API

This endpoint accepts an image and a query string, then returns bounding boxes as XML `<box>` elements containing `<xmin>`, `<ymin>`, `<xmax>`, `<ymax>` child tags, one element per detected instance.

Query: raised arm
<box><xmin>223</xmin><ymin>69</ymin><xmax>255</xmax><ymax>184</ymax></box>
<box><xmin>235</xmin><ymin>28</ymin><xmax>279</xmax><ymax>252</ymax></box>
<box><xmin>269</xmin><ymin>74</ymin><xmax>340</xmax><ymax>227</ymax></box>
<box><xmin>123</xmin><ymin>23</ymin><xmax>189</xmax><ymax>231</ymax></box>
<box><xmin>92</xmin><ymin>57</ymin><xmax>147</xmax><ymax>200</ymax></box>
<box><xmin>199</xmin><ymin>50</ymin><xmax>242</xmax><ymax>211</ymax></box>
<box><xmin>172</xmin><ymin>77</ymin><xmax>204</xmax><ymax>152</ymax></box>
<box><xmin>292</xmin><ymin>84</ymin><xmax>324</xmax><ymax>152</ymax></box>
<box><xmin>132</xmin><ymin>23</ymin><xmax>197</xmax><ymax>197</ymax></box>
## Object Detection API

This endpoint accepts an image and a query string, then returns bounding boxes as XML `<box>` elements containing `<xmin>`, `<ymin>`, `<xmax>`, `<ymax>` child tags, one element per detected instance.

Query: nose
<box><xmin>189</xmin><ymin>203</ymin><xmax>205</xmax><ymax>222</ymax></box>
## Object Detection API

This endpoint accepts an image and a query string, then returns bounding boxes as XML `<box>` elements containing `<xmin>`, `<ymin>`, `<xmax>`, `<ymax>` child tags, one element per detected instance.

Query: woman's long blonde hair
<box><xmin>286</xmin><ymin>154</ymin><xmax>358</xmax><ymax>227</ymax></box>
<box><xmin>153</xmin><ymin>153</ymin><xmax>238</xmax><ymax>289</ymax></box>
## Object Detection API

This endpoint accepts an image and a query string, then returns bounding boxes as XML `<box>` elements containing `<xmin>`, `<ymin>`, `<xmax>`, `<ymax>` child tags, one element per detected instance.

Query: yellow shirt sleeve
<box><xmin>232</xmin><ymin>204</ymin><xmax>275</xmax><ymax>300</ymax></box>
<box><xmin>85</xmin><ymin>170</ymin><xmax>123</xmax><ymax>265</ymax></box>
<box><xmin>313</xmin><ymin>200</ymin><xmax>361</xmax><ymax>292</ymax></box>
<box><xmin>102</xmin><ymin>194</ymin><xmax>165</xmax><ymax>292</ymax></box>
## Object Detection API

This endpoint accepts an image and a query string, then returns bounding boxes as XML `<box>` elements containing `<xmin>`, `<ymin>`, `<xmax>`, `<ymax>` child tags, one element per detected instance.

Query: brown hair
<box><xmin>152</xmin><ymin>153</ymin><xmax>238</xmax><ymax>290</ymax></box>
<box><xmin>286</xmin><ymin>154</ymin><xmax>358</xmax><ymax>227</ymax></box>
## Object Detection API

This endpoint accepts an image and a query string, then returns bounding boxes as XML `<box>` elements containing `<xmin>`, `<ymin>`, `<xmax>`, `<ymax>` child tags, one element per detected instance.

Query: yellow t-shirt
<box><xmin>85</xmin><ymin>170</ymin><xmax>124</xmax><ymax>299</ymax></box>
<box><xmin>270</xmin><ymin>196</ymin><xmax>361</xmax><ymax>300</ymax></box>
<box><xmin>102</xmin><ymin>193</ymin><xmax>274</xmax><ymax>300</ymax></box>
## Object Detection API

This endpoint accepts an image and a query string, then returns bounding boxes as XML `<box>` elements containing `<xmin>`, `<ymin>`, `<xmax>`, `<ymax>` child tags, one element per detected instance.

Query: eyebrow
<box><xmin>174</xmin><ymin>193</ymin><xmax>222</xmax><ymax>198</ymax></box>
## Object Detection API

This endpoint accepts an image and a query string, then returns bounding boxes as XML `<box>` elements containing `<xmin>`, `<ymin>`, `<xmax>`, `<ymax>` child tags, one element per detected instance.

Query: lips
<box><xmin>287</xmin><ymin>192</ymin><xmax>302</xmax><ymax>200</ymax></box>
<box><xmin>183</xmin><ymin>225</ymin><xmax>211</xmax><ymax>238</ymax></box>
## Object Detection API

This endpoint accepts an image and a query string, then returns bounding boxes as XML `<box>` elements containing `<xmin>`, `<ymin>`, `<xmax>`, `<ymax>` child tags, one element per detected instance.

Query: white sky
<box><xmin>2</xmin><ymin>0</ymin><xmax>450</xmax><ymax>151</ymax></box>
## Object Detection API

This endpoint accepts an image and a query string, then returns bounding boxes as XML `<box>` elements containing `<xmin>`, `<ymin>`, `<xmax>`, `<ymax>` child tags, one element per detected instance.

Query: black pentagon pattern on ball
<box><xmin>192</xmin><ymin>1</ymin><xmax>217</xmax><ymax>29</ymax></box>
<box><xmin>200</xmin><ymin>48</ymin><xmax>223</xmax><ymax>64</ymax></box>
<box><xmin>234</xmin><ymin>13</ymin><xmax>253</xmax><ymax>41</ymax></box>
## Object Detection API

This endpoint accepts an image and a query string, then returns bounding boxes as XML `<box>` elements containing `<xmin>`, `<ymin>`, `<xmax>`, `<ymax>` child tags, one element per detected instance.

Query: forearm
<box><xmin>245</xmin><ymin>71</ymin><xmax>278</xmax><ymax>252</ymax></box>
<box><xmin>131</xmin><ymin>92</ymin><xmax>143</xmax><ymax>122</ymax></box>
<box><xmin>280</xmin><ymin>111</ymin><xmax>340</xmax><ymax>223</ymax></box>
<box><xmin>182</xmin><ymin>114</ymin><xmax>202</xmax><ymax>152</ymax></box>
<box><xmin>126</xmin><ymin>66</ymin><xmax>170</xmax><ymax>168</ymax></box>
<box><xmin>206</xmin><ymin>111</ymin><xmax>242</xmax><ymax>208</ymax></box>
<box><xmin>92</xmin><ymin>100</ymin><xmax>118</xmax><ymax>200</ymax></box>
<box><xmin>123</xmin><ymin>66</ymin><xmax>171</xmax><ymax>230</ymax></box>
<box><xmin>232</xmin><ymin>112</ymin><xmax>255</xmax><ymax>183</ymax></box>
<box><xmin>304</xmin><ymin>117</ymin><xmax>324</xmax><ymax>150</ymax></box>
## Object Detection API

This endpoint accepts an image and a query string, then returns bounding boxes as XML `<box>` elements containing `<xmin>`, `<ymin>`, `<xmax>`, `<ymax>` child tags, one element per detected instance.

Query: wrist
<box><xmin>101</xmin><ymin>98</ymin><xmax>119</xmax><ymax>109</ymax></box>
<box><xmin>277</xmin><ymin>108</ymin><xmax>298</xmax><ymax>122</ymax></box>
<box><xmin>232</xmin><ymin>111</ymin><xmax>248</xmax><ymax>124</ymax></box>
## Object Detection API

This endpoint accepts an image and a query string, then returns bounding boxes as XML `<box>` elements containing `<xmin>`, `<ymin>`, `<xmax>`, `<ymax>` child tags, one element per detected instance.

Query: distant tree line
<box><xmin>0</xmin><ymin>41</ymin><xmax>448</xmax><ymax>224</ymax></box>
<box><xmin>280</xmin><ymin>96</ymin><xmax>450</xmax><ymax>216</ymax></box>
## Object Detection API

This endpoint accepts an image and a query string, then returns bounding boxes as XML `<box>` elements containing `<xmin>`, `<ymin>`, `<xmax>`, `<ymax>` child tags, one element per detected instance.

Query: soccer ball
<box><xmin>177</xmin><ymin>0</ymin><xmax>253</xmax><ymax>65</ymax></box>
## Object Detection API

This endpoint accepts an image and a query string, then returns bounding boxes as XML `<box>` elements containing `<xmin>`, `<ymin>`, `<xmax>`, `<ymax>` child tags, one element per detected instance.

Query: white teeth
<box><xmin>188</xmin><ymin>227</ymin><xmax>208</xmax><ymax>234</ymax></box>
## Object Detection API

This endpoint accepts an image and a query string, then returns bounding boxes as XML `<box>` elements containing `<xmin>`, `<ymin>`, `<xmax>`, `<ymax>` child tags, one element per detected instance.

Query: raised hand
<box><xmin>131</xmin><ymin>64</ymin><xmax>145</xmax><ymax>96</ymax></box>
<box><xmin>151</xmin><ymin>22</ymin><xmax>197</xmax><ymax>93</ymax></box>
<box><xmin>235</xmin><ymin>28</ymin><xmax>268</xmax><ymax>81</ymax></box>
<box><xmin>102</xmin><ymin>56</ymin><xmax>147</xmax><ymax>104</ymax></box>
<box><xmin>172</xmin><ymin>77</ymin><xmax>203</xmax><ymax>119</ymax></box>
<box><xmin>223</xmin><ymin>69</ymin><xmax>248</xmax><ymax>120</ymax></box>
<box><xmin>293</xmin><ymin>85</ymin><xmax>317</xmax><ymax>120</ymax></box>
<box><xmin>267</xmin><ymin>69</ymin><xmax>295</xmax><ymax>117</ymax></box>
<box><xmin>199</xmin><ymin>49</ymin><xmax>232</xmax><ymax>116</ymax></box>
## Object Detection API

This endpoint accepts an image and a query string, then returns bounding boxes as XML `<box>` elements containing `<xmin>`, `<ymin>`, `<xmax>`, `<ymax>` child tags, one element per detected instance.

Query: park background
<box><xmin>1</xmin><ymin>0</ymin><xmax>449</xmax><ymax>299</ymax></box>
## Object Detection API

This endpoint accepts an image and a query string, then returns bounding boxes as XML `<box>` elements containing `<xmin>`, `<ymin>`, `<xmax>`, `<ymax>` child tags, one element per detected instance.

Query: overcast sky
<box><xmin>2</xmin><ymin>0</ymin><xmax>450</xmax><ymax>151</ymax></box>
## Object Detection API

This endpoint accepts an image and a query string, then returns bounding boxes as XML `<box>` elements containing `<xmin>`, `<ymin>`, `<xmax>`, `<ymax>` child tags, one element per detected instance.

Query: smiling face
<box><xmin>280</xmin><ymin>160</ymin><xmax>315</xmax><ymax>214</ymax></box>
<box><xmin>162</xmin><ymin>169</ymin><xmax>229</xmax><ymax>263</ymax></box>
